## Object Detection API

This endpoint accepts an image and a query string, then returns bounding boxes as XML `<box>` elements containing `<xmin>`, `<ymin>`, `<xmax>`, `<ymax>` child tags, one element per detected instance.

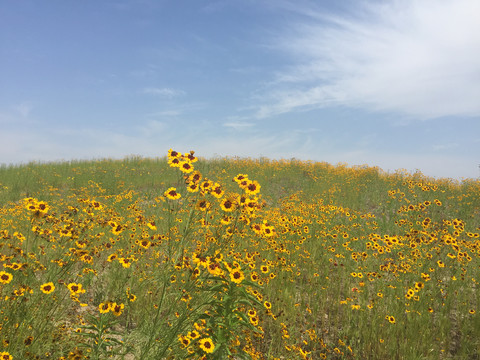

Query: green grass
<box><xmin>0</xmin><ymin>153</ymin><xmax>479</xmax><ymax>359</ymax></box>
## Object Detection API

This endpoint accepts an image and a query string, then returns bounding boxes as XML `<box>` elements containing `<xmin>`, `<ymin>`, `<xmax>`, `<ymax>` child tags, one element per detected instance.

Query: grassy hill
<box><xmin>0</xmin><ymin>152</ymin><xmax>479</xmax><ymax>359</ymax></box>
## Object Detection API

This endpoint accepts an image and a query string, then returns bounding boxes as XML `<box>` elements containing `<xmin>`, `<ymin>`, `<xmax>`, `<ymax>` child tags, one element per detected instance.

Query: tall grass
<box><xmin>0</xmin><ymin>152</ymin><xmax>479</xmax><ymax>359</ymax></box>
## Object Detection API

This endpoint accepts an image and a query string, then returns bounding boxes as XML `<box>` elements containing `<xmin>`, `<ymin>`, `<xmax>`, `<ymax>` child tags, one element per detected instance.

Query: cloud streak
<box><xmin>258</xmin><ymin>0</ymin><xmax>480</xmax><ymax>119</ymax></box>
<box><xmin>142</xmin><ymin>87</ymin><xmax>186</xmax><ymax>98</ymax></box>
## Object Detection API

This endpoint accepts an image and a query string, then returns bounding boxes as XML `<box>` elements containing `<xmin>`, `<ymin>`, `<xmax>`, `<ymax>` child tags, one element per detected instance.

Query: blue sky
<box><xmin>1</xmin><ymin>0</ymin><xmax>479</xmax><ymax>179</ymax></box>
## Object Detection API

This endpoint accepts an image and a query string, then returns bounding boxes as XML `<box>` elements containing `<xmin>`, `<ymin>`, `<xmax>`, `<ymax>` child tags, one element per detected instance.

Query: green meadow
<box><xmin>0</xmin><ymin>151</ymin><xmax>479</xmax><ymax>359</ymax></box>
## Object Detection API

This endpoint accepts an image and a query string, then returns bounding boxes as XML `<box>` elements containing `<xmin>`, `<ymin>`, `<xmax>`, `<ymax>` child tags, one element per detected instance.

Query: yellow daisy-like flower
<box><xmin>233</xmin><ymin>174</ymin><xmax>248</xmax><ymax>183</ymax></box>
<box><xmin>146</xmin><ymin>221</ymin><xmax>157</xmax><ymax>231</ymax></box>
<box><xmin>188</xmin><ymin>330</ymin><xmax>201</xmax><ymax>339</ymax></box>
<box><xmin>36</xmin><ymin>201</ymin><xmax>50</xmax><ymax>215</ymax></box>
<box><xmin>220</xmin><ymin>198</ymin><xmax>236</xmax><ymax>212</ymax></box>
<box><xmin>185</xmin><ymin>150</ymin><xmax>197</xmax><ymax>162</ymax></box>
<box><xmin>0</xmin><ymin>351</ymin><xmax>13</xmax><ymax>360</ymax></box>
<box><xmin>111</xmin><ymin>302</ymin><xmax>124</xmax><ymax>316</ymax></box>
<box><xmin>67</xmin><ymin>282</ymin><xmax>85</xmax><ymax>295</ymax></box>
<box><xmin>244</xmin><ymin>180</ymin><xmax>261</xmax><ymax>195</ymax></box>
<box><xmin>211</xmin><ymin>184</ymin><xmax>224</xmax><ymax>199</ymax></box>
<box><xmin>107</xmin><ymin>253</ymin><xmax>118</xmax><ymax>262</ymax></box>
<box><xmin>196</xmin><ymin>199</ymin><xmax>210</xmax><ymax>211</ymax></box>
<box><xmin>178</xmin><ymin>334</ymin><xmax>191</xmax><ymax>348</ymax></box>
<box><xmin>0</xmin><ymin>271</ymin><xmax>13</xmax><ymax>284</ymax></box>
<box><xmin>98</xmin><ymin>302</ymin><xmax>112</xmax><ymax>314</ymax></box>
<box><xmin>178</xmin><ymin>160</ymin><xmax>194</xmax><ymax>174</ymax></box>
<box><xmin>168</xmin><ymin>149</ymin><xmax>181</xmax><ymax>159</ymax></box>
<box><xmin>261</xmin><ymin>224</ymin><xmax>275</xmax><ymax>237</ymax></box>
<box><xmin>138</xmin><ymin>239</ymin><xmax>151</xmax><ymax>249</ymax></box>
<box><xmin>186</xmin><ymin>170</ymin><xmax>202</xmax><ymax>184</ymax></box>
<box><xmin>207</xmin><ymin>262</ymin><xmax>225</xmax><ymax>277</ymax></box>
<box><xmin>110</xmin><ymin>222</ymin><xmax>124</xmax><ymax>235</ymax></box>
<box><xmin>198</xmin><ymin>337</ymin><xmax>215</xmax><ymax>353</ymax></box>
<box><xmin>164</xmin><ymin>187</ymin><xmax>181</xmax><ymax>200</ymax></box>
<box><xmin>118</xmin><ymin>257</ymin><xmax>133</xmax><ymax>268</ymax></box>
<box><xmin>168</xmin><ymin>157</ymin><xmax>181</xmax><ymax>168</ymax></box>
<box><xmin>229</xmin><ymin>269</ymin><xmax>245</xmax><ymax>284</ymax></box>
<box><xmin>187</xmin><ymin>182</ymin><xmax>200</xmax><ymax>193</ymax></box>
<box><xmin>40</xmin><ymin>282</ymin><xmax>55</xmax><ymax>294</ymax></box>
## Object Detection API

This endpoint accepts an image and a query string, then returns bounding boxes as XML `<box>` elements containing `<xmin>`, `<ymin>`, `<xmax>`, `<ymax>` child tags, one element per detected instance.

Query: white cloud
<box><xmin>432</xmin><ymin>142</ymin><xmax>459</xmax><ymax>151</ymax></box>
<box><xmin>142</xmin><ymin>87</ymin><xmax>186</xmax><ymax>98</ymax></box>
<box><xmin>14</xmin><ymin>102</ymin><xmax>33</xmax><ymax>118</ymax></box>
<box><xmin>223</xmin><ymin>121</ymin><xmax>254</xmax><ymax>130</ymax></box>
<box><xmin>146</xmin><ymin>110</ymin><xmax>182</xmax><ymax>117</ymax></box>
<box><xmin>259</xmin><ymin>0</ymin><xmax>480</xmax><ymax>119</ymax></box>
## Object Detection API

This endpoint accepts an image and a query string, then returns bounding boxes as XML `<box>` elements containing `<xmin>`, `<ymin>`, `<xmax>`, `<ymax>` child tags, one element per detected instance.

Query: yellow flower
<box><xmin>0</xmin><ymin>271</ymin><xmax>13</xmax><ymax>285</ymax></box>
<box><xmin>118</xmin><ymin>257</ymin><xmax>133</xmax><ymax>268</ymax></box>
<box><xmin>168</xmin><ymin>157</ymin><xmax>181</xmax><ymax>168</ymax></box>
<box><xmin>67</xmin><ymin>282</ymin><xmax>85</xmax><ymax>295</ymax></box>
<box><xmin>230</xmin><ymin>269</ymin><xmax>245</xmax><ymax>284</ymax></box>
<box><xmin>146</xmin><ymin>221</ymin><xmax>157</xmax><ymax>231</ymax></box>
<box><xmin>0</xmin><ymin>351</ymin><xmax>13</xmax><ymax>360</ymax></box>
<box><xmin>198</xmin><ymin>337</ymin><xmax>215</xmax><ymax>353</ymax></box>
<box><xmin>244</xmin><ymin>180</ymin><xmax>261</xmax><ymax>195</ymax></box>
<box><xmin>187</xmin><ymin>182</ymin><xmax>199</xmax><ymax>193</ymax></box>
<box><xmin>196</xmin><ymin>199</ymin><xmax>210</xmax><ymax>211</ymax></box>
<box><xmin>36</xmin><ymin>201</ymin><xmax>50</xmax><ymax>214</ymax></box>
<box><xmin>211</xmin><ymin>183</ymin><xmax>224</xmax><ymax>199</ymax></box>
<box><xmin>184</xmin><ymin>150</ymin><xmax>198</xmax><ymax>162</ymax></box>
<box><xmin>107</xmin><ymin>253</ymin><xmax>118</xmax><ymax>262</ymax></box>
<box><xmin>110</xmin><ymin>222</ymin><xmax>124</xmax><ymax>235</ymax></box>
<box><xmin>138</xmin><ymin>239</ymin><xmax>151</xmax><ymax>249</ymax></box>
<box><xmin>164</xmin><ymin>187</ymin><xmax>181</xmax><ymax>200</ymax></box>
<box><xmin>99</xmin><ymin>302</ymin><xmax>112</xmax><ymax>314</ymax></box>
<box><xmin>111</xmin><ymin>302</ymin><xmax>124</xmax><ymax>316</ymax></box>
<box><xmin>40</xmin><ymin>282</ymin><xmax>55</xmax><ymax>294</ymax></box>
<box><xmin>207</xmin><ymin>263</ymin><xmax>224</xmax><ymax>277</ymax></box>
<box><xmin>188</xmin><ymin>330</ymin><xmax>200</xmax><ymax>339</ymax></box>
<box><xmin>178</xmin><ymin>334</ymin><xmax>190</xmax><ymax>348</ymax></box>
<box><xmin>178</xmin><ymin>160</ymin><xmax>194</xmax><ymax>173</ymax></box>
<box><xmin>386</xmin><ymin>315</ymin><xmax>396</xmax><ymax>324</ymax></box>
<box><xmin>220</xmin><ymin>198</ymin><xmax>236</xmax><ymax>212</ymax></box>
<box><xmin>233</xmin><ymin>174</ymin><xmax>248</xmax><ymax>183</ymax></box>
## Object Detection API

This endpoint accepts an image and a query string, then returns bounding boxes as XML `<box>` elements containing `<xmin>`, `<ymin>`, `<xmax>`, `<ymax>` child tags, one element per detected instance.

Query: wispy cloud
<box><xmin>0</xmin><ymin>102</ymin><xmax>37</xmax><ymax>126</ymax></box>
<box><xmin>223</xmin><ymin>121</ymin><xmax>254</xmax><ymax>130</ymax></box>
<box><xmin>146</xmin><ymin>110</ymin><xmax>182</xmax><ymax>118</ymax></box>
<box><xmin>14</xmin><ymin>102</ymin><xmax>33</xmax><ymax>118</ymax></box>
<box><xmin>142</xmin><ymin>87</ymin><xmax>186</xmax><ymax>98</ymax></box>
<box><xmin>258</xmin><ymin>0</ymin><xmax>480</xmax><ymax>119</ymax></box>
<box><xmin>432</xmin><ymin>142</ymin><xmax>459</xmax><ymax>151</ymax></box>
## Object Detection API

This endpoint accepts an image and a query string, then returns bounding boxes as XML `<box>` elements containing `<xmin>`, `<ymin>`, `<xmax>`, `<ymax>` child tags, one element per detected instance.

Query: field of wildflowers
<box><xmin>0</xmin><ymin>150</ymin><xmax>479</xmax><ymax>359</ymax></box>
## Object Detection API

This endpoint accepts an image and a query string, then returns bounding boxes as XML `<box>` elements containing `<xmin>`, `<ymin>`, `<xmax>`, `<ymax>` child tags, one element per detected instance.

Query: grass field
<box><xmin>0</xmin><ymin>150</ymin><xmax>479</xmax><ymax>359</ymax></box>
